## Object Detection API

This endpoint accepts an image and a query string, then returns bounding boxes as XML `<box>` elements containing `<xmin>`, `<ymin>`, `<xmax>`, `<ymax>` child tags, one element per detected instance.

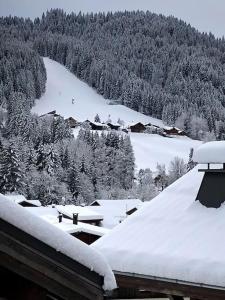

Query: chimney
<box><xmin>58</xmin><ymin>213</ymin><xmax>62</xmax><ymax>223</ymax></box>
<box><xmin>194</xmin><ymin>141</ymin><xmax>225</xmax><ymax>208</ymax></box>
<box><xmin>73</xmin><ymin>213</ymin><xmax>78</xmax><ymax>225</ymax></box>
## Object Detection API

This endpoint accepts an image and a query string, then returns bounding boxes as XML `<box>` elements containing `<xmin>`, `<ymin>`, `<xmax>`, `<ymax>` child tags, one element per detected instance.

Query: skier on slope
<box><xmin>72</xmin><ymin>98</ymin><xmax>75</xmax><ymax>104</ymax></box>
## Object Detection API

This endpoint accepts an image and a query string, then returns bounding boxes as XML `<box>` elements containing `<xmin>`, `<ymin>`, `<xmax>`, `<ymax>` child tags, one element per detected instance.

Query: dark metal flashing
<box><xmin>0</xmin><ymin>218</ymin><xmax>104</xmax><ymax>300</ymax></box>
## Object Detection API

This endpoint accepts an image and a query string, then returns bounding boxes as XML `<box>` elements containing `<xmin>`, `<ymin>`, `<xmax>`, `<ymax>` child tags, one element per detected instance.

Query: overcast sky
<box><xmin>0</xmin><ymin>0</ymin><xmax>225</xmax><ymax>38</ymax></box>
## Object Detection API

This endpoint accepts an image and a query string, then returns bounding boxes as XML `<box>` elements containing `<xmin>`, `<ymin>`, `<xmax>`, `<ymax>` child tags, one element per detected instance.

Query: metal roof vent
<box><xmin>193</xmin><ymin>141</ymin><xmax>225</xmax><ymax>208</ymax></box>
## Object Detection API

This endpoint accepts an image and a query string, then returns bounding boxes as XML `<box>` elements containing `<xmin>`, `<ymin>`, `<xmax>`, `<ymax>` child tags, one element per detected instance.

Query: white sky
<box><xmin>0</xmin><ymin>0</ymin><xmax>225</xmax><ymax>38</ymax></box>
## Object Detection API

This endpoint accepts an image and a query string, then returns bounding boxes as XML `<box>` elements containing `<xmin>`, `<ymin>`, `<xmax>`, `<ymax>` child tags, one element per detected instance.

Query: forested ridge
<box><xmin>1</xmin><ymin>9</ymin><xmax>225</xmax><ymax>139</ymax></box>
<box><xmin>0</xmin><ymin>9</ymin><xmax>220</xmax><ymax>203</ymax></box>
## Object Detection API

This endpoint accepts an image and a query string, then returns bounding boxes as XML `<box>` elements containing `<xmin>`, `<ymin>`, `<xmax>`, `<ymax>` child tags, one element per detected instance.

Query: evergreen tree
<box><xmin>0</xmin><ymin>142</ymin><xmax>24</xmax><ymax>193</ymax></box>
<box><xmin>94</xmin><ymin>113</ymin><xmax>101</xmax><ymax>123</ymax></box>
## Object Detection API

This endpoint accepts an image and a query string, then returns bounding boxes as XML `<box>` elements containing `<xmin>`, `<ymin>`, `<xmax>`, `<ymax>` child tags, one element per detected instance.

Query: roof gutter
<box><xmin>114</xmin><ymin>270</ymin><xmax>225</xmax><ymax>291</ymax></box>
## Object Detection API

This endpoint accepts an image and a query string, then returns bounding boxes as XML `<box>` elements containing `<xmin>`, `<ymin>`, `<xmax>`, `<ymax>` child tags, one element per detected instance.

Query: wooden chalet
<box><xmin>107</xmin><ymin>123</ymin><xmax>120</xmax><ymax>131</ymax></box>
<box><xmin>129</xmin><ymin>122</ymin><xmax>146</xmax><ymax>133</ymax></box>
<box><xmin>93</xmin><ymin>142</ymin><xmax>225</xmax><ymax>299</ymax></box>
<box><xmin>0</xmin><ymin>200</ymin><xmax>116</xmax><ymax>300</ymax></box>
<box><xmin>26</xmin><ymin>206</ymin><xmax>109</xmax><ymax>245</ymax></box>
<box><xmin>54</xmin><ymin>215</ymin><xmax>109</xmax><ymax>245</ymax></box>
<box><xmin>56</xmin><ymin>205</ymin><xmax>104</xmax><ymax>226</ymax></box>
<box><xmin>85</xmin><ymin>120</ymin><xmax>108</xmax><ymax>131</ymax></box>
<box><xmin>40</xmin><ymin>110</ymin><xmax>61</xmax><ymax>118</ymax></box>
<box><xmin>122</xmin><ymin>128</ymin><xmax>129</xmax><ymax>134</ymax></box>
<box><xmin>164</xmin><ymin>126</ymin><xmax>186</xmax><ymax>136</ymax></box>
<box><xmin>145</xmin><ymin>123</ymin><xmax>160</xmax><ymax>129</ymax></box>
<box><xmin>65</xmin><ymin>117</ymin><xmax>78</xmax><ymax>128</ymax></box>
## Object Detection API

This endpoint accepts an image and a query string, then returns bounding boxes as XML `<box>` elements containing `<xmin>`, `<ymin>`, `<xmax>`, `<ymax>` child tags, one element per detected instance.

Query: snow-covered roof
<box><xmin>26</xmin><ymin>206</ymin><xmax>59</xmax><ymax>218</ymax></box>
<box><xmin>4</xmin><ymin>194</ymin><xmax>42</xmax><ymax>207</ymax></box>
<box><xmin>56</xmin><ymin>205</ymin><xmax>104</xmax><ymax>221</ymax></box>
<box><xmin>88</xmin><ymin>199</ymin><xmax>143</xmax><ymax>229</ymax></box>
<box><xmin>85</xmin><ymin>120</ymin><xmax>108</xmax><ymax>127</ymax></box>
<box><xmin>0</xmin><ymin>195</ymin><xmax>116</xmax><ymax>290</ymax></box>
<box><xmin>194</xmin><ymin>141</ymin><xmax>225</xmax><ymax>164</ymax></box>
<box><xmin>93</xmin><ymin>166</ymin><xmax>225</xmax><ymax>288</ymax></box>
<box><xmin>26</xmin><ymin>206</ymin><xmax>109</xmax><ymax>236</ymax></box>
<box><xmin>4</xmin><ymin>194</ymin><xmax>27</xmax><ymax>204</ymax></box>
<box><xmin>26</xmin><ymin>200</ymin><xmax>42</xmax><ymax>207</ymax></box>
<box><xmin>107</xmin><ymin>122</ymin><xmax>121</xmax><ymax>127</ymax></box>
<box><xmin>91</xmin><ymin>199</ymin><xmax>142</xmax><ymax>209</ymax></box>
<box><xmin>128</xmin><ymin>122</ymin><xmax>145</xmax><ymax>127</ymax></box>
<box><xmin>54</xmin><ymin>220</ymin><xmax>110</xmax><ymax>237</ymax></box>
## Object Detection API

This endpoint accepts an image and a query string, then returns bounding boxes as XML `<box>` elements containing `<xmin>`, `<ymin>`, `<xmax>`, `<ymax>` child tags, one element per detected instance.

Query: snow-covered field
<box><xmin>33</xmin><ymin>58</ymin><xmax>201</xmax><ymax>171</ymax></box>
<box><xmin>130</xmin><ymin>133</ymin><xmax>201</xmax><ymax>171</ymax></box>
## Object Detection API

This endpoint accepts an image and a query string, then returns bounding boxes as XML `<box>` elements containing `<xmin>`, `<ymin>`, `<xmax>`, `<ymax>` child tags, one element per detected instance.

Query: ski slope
<box><xmin>33</xmin><ymin>58</ymin><xmax>163</xmax><ymax>126</ymax></box>
<box><xmin>33</xmin><ymin>58</ymin><xmax>201</xmax><ymax>171</ymax></box>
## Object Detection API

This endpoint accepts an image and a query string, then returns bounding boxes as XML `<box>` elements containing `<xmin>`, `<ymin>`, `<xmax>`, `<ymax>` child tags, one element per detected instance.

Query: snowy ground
<box><xmin>33</xmin><ymin>58</ymin><xmax>201</xmax><ymax>171</ymax></box>
<box><xmin>130</xmin><ymin>133</ymin><xmax>201</xmax><ymax>171</ymax></box>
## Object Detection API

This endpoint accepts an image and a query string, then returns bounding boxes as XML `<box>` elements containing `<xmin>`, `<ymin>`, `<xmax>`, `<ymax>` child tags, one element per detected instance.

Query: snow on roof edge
<box><xmin>0</xmin><ymin>195</ymin><xmax>116</xmax><ymax>290</ymax></box>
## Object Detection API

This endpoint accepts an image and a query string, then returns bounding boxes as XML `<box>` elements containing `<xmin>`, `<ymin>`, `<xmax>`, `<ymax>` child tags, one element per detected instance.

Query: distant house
<box><xmin>55</xmin><ymin>221</ymin><xmax>109</xmax><ymax>245</ymax></box>
<box><xmin>40</xmin><ymin>110</ymin><xmax>61</xmax><ymax>118</ymax></box>
<box><xmin>65</xmin><ymin>117</ymin><xmax>78</xmax><ymax>128</ymax></box>
<box><xmin>145</xmin><ymin>124</ymin><xmax>163</xmax><ymax>135</ymax></box>
<box><xmin>85</xmin><ymin>120</ymin><xmax>108</xmax><ymax>131</ymax></box>
<box><xmin>89</xmin><ymin>199</ymin><xmax>142</xmax><ymax>229</ymax></box>
<box><xmin>26</xmin><ymin>206</ymin><xmax>109</xmax><ymax>245</ymax></box>
<box><xmin>4</xmin><ymin>194</ymin><xmax>42</xmax><ymax>207</ymax></box>
<box><xmin>164</xmin><ymin>126</ymin><xmax>186</xmax><ymax>136</ymax></box>
<box><xmin>107</xmin><ymin>123</ymin><xmax>120</xmax><ymax>131</ymax></box>
<box><xmin>0</xmin><ymin>196</ymin><xmax>116</xmax><ymax>300</ymax></box>
<box><xmin>129</xmin><ymin>122</ymin><xmax>146</xmax><ymax>133</ymax></box>
<box><xmin>145</xmin><ymin>123</ymin><xmax>160</xmax><ymax>129</ymax></box>
<box><xmin>56</xmin><ymin>205</ymin><xmax>104</xmax><ymax>226</ymax></box>
<box><xmin>122</xmin><ymin>128</ymin><xmax>129</xmax><ymax>134</ymax></box>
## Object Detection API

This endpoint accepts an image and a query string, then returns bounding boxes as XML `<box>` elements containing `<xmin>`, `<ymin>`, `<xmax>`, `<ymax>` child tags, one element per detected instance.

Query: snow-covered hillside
<box><xmin>33</xmin><ymin>58</ymin><xmax>163</xmax><ymax>126</ymax></box>
<box><xmin>33</xmin><ymin>58</ymin><xmax>201</xmax><ymax>171</ymax></box>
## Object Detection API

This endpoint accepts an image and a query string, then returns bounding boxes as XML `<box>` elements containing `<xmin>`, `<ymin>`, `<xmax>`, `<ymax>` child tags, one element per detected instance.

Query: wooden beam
<box><xmin>115</xmin><ymin>273</ymin><xmax>225</xmax><ymax>300</ymax></box>
<box><xmin>0</xmin><ymin>220</ymin><xmax>105</xmax><ymax>300</ymax></box>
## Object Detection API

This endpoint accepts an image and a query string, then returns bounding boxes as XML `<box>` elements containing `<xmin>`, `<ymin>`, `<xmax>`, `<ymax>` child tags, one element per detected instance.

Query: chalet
<box><xmin>145</xmin><ymin>123</ymin><xmax>160</xmax><ymax>129</ymax></box>
<box><xmin>56</xmin><ymin>205</ymin><xmax>104</xmax><ymax>226</ymax></box>
<box><xmin>107</xmin><ymin>123</ymin><xmax>120</xmax><ymax>131</ymax></box>
<box><xmin>4</xmin><ymin>194</ymin><xmax>42</xmax><ymax>207</ymax></box>
<box><xmin>89</xmin><ymin>199</ymin><xmax>142</xmax><ymax>229</ymax></box>
<box><xmin>65</xmin><ymin>117</ymin><xmax>78</xmax><ymax>128</ymax></box>
<box><xmin>164</xmin><ymin>126</ymin><xmax>186</xmax><ymax>136</ymax></box>
<box><xmin>26</xmin><ymin>206</ymin><xmax>109</xmax><ymax>245</ymax></box>
<box><xmin>129</xmin><ymin>122</ymin><xmax>146</xmax><ymax>133</ymax></box>
<box><xmin>93</xmin><ymin>141</ymin><xmax>225</xmax><ymax>300</ymax></box>
<box><xmin>40</xmin><ymin>110</ymin><xmax>61</xmax><ymax>118</ymax></box>
<box><xmin>145</xmin><ymin>124</ymin><xmax>164</xmax><ymax>135</ymax></box>
<box><xmin>0</xmin><ymin>196</ymin><xmax>116</xmax><ymax>300</ymax></box>
<box><xmin>55</xmin><ymin>220</ymin><xmax>109</xmax><ymax>245</ymax></box>
<box><xmin>122</xmin><ymin>128</ymin><xmax>129</xmax><ymax>134</ymax></box>
<box><xmin>85</xmin><ymin>120</ymin><xmax>108</xmax><ymax>131</ymax></box>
